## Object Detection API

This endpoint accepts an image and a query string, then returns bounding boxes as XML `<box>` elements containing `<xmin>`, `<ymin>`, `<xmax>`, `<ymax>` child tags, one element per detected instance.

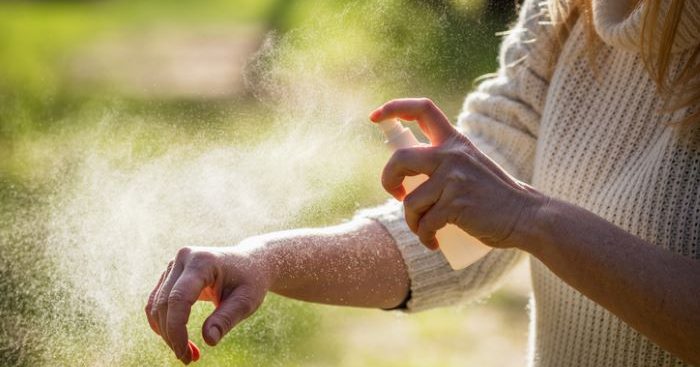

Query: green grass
<box><xmin>0</xmin><ymin>1</ymin><xmax>527</xmax><ymax>366</ymax></box>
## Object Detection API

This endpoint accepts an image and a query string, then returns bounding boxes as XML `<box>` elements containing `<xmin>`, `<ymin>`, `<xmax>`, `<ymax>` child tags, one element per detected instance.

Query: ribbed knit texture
<box><xmin>360</xmin><ymin>0</ymin><xmax>699</xmax><ymax>366</ymax></box>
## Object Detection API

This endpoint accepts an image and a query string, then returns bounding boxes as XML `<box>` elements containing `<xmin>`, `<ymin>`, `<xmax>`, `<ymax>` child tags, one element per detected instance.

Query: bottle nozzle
<box><xmin>375</xmin><ymin>119</ymin><xmax>420</xmax><ymax>150</ymax></box>
<box><xmin>377</xmin><ymin>119</ymin><xmax>406</xmax><ymax>141</ymax></box>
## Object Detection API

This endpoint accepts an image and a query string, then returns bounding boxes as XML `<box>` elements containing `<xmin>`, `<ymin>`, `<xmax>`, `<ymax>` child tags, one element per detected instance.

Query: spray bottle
<box><xmin>377</xmin><ymin>119</ymin><xmax>491</xmax><ymax>270</ymax></box>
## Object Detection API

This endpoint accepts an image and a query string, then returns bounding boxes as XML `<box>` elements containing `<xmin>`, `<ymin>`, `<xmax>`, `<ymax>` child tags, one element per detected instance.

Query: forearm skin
<box><xmin>520</xmin><ymin>198</ymin><xmax>700</xmax><ymax>364</ymax></box>
<box><xmin>239</xmin><ymin>218</ymin><xmax>410</xmax><ymax>309</ymax></box>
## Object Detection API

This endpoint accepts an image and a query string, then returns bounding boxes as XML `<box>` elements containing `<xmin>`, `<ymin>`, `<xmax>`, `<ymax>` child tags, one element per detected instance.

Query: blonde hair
<box><xmin>550</xmin><ymin>0</ymin><xmax>699</xmax><ymax>124</ymax></box>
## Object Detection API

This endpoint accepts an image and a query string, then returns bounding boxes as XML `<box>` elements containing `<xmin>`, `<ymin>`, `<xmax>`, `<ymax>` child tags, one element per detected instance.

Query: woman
<box><xmin>145</xmin><ymin>0</ymin><xmax>700</xmax><ymax>365</ymax></box>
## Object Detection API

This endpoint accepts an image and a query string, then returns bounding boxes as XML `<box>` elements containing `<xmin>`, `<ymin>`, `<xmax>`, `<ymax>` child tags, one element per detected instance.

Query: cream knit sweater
<box><xmin>361</xmin><ymin>0</ymin><xmax>700</xmax><ymax>366</ymax></box>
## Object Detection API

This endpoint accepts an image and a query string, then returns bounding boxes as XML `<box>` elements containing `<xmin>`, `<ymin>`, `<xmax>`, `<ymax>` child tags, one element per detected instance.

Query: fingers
<box><xmin>151</xmin><ymin>261</ymin><xmax>175</xmax><ymax>343</ymax></box>
<box><xmin>382</xmin><ymin>146</ymin><xmax>440</xmax><ymax>199</ymax></box>
<box><xmin>149</xmin><ymin>247</ymin><xmax>223</xmax><ymax>364</ymax></box>
<box><xmin>146</xmin><ymin>270</ymin><xmax>167</xmax><ymax>335</ymax></box>
<box><xmin>369</xmin><ymin>98</ymin><xmax>457</xmax><ymax>145</ymax></box>
<box><xmin>156</xmin><ymin>260</ymin><xmax>183</xmax><ymax>348</ymax></box>
<box><xmin>403</xmin><ymin>174</ymin><xmax>444</xmax><ymax>233</ymax></box>
<box><xmin>416</xmin><ymin>194</ymin><xmax>452</xmax><ymax>250</ymax></box>
<box><xmin>202</xmin><ymin>285</ymin><xmax>259</xmax><ymax>347</ymax></box>
<box><xmin>166</xmin><ymin>268</ymin><xmax>208</xmax><ymax>363</ymax></box>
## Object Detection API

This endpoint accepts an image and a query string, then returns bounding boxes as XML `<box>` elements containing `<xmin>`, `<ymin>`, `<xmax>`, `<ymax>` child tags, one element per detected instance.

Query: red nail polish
<box><xmin>369</xmin><ymin>109</ymin><xmax>381</xmax><ymax>122</ymax></box>
<box><xmin>188</xmin><ymin>340</ymin><xmax>200</xmax><ymax>362</ymax></box>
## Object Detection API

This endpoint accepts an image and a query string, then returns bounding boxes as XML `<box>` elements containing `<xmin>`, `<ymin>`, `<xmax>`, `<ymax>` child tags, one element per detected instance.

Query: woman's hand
<box><xmin>145</xmin><ymin>245</ymin><xmax>271</xmax><ymax>364</ymax></box>
<box><xmin>370</xmin><ymin>98</ymin><xmax>546</xmax><ymax>249</ymax></box>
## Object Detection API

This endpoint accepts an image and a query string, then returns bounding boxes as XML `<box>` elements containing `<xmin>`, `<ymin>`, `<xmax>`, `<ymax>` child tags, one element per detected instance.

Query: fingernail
<box><xmin>208</xmin><ymin>326</ymin><xmax>221</xmax><ymax>344</ymax></box>
<box><xmin>369</xmin><ymin>109</ymin><xmax>381</xmax><ymax>122</ymax></box>
<box><xmin>189</xmin><ymin>341</ymin><xmax>200</xmax><ymax>362</ymax></box>
<box><xmin>390</xmin><ymin>186</ymin><xmax>406</xmax><ymax>201</ymax></box>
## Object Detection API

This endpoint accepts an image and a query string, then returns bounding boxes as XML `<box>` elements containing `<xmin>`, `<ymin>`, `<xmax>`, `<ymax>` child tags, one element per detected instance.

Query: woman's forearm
<box><xmin>520</xmin><ymin>198</ymin><xmax>700</xmax><ymax>364</ymax></box>
<box><xmin>146</xmin><ymin>218</ymin><xmax>409</xmax><ymax>362</ymax></box>
<box><xmin>241</xmin><ymin>218</ymin><xmax>410</xmax><ymax>309</ymax></box>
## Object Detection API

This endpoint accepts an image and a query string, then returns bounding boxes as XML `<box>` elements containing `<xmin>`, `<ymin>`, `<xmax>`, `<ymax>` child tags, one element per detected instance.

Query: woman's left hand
<box><xmin>370</xmin><ymin>98</ymin><xmax>546</xmax><ymax>250</ymax></box>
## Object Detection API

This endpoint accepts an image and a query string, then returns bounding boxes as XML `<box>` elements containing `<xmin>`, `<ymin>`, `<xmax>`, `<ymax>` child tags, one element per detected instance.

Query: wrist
<box><xmin>235</xmin><ymin>236</ymin><xmax>281</xmax><ymax>291</ymax></box>
<box><xmin>512</xmin><ymin>192</ymin><xmax>555</xmax><ymax>256</ymax></box>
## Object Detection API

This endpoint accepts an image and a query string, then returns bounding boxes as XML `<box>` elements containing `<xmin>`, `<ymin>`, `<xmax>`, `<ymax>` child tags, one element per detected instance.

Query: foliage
<box><xmin>0</xmin><ymin>1</ymin><xmax>527</xmax><ymax>366</ymax></box>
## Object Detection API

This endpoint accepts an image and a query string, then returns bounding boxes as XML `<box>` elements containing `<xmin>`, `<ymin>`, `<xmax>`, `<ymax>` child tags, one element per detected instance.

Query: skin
<box><xmin>146</xmin><ymin>98</ymin><xmax>700</xmax><ymax>365</ymax></box>
<box><xmin>145</xmin><ymin>221</ymin><xmax>408</xmax><ymax>364</ymax></box>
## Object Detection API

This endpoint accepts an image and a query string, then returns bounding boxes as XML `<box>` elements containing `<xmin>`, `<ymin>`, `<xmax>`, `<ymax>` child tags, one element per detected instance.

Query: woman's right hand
<box><xmin>145</xmin><ymin>245</ymin><xmax>272</xmax><ymax>364</ymax></box>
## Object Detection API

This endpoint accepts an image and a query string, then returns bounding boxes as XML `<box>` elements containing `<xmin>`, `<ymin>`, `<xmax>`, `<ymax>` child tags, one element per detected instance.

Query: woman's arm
<box><xmin>521</xmin><ymin>198</ymin><xmax>700</xmax><ymax>365</ymax></box>
<box><xmin>145</xmin><ymin>218</ymin><xmax>409</xmax><ymax>364</ymax></box>
<box><xmin>372</xmin><ymin>97</ymin><xmax>700</xmax><ymax>365</ymax></box>
<box><xmin>251</xmin><ymin>218</ymin><xmax>410</xmax><ymax>308</ymax></box>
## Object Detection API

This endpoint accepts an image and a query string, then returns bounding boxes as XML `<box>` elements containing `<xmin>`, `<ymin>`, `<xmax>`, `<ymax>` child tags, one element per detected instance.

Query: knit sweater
<box><xmin>360</xmin><ymin>0</ymin><xmax>700</xmax><ymax>366</ymax></box>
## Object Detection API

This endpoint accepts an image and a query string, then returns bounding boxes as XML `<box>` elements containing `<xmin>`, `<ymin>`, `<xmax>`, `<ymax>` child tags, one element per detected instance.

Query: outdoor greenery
<box><xmin>0</xmin><ymin>0</ymin><xmax>529</xmax><ymax>366</ymax></box>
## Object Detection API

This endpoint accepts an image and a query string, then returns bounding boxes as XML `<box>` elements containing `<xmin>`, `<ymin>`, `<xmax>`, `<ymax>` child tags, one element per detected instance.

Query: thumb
<box><xmin>202</xmin><ymin>285</ymin><xmax>259</xmax><ymax>346</ymax></box>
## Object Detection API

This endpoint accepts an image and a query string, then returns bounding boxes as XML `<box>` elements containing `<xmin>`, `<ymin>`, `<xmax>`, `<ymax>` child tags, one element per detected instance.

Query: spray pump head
<box><xmin>377</xmin><ymin>119</ymin><xmax>408</xmax><ymax>141</ymax></box>
<box><xmin>375</xmin><ymin>119</ymin><xmax>420</xmax><ymax>150</ymax></box>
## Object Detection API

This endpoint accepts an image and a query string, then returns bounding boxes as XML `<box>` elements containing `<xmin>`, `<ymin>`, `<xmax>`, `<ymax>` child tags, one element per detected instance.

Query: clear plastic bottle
<box><xmin>377</xmin><ymin>119</ymin><xmax>491</xmax><ymax>270</ymax></box>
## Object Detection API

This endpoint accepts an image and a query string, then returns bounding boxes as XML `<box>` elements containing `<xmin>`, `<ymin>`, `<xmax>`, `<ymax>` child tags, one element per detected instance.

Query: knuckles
<box><xmin>419</xmin><ymin>214</ymin><xmax>441</xmax><ymax>232</ymax></box>
<box><xmin>174</xmin><ymin>246</ymin><xmax>218</xmax><ymax>274</ymax></box>
<box><xmin>175</xmin><ymin>246</ymin><xmax>192</xmax><ymax>262</ymax></box>
<box><xmin>188</xmin><ymin>251</ymin><xmax>217</xmax><ymax>271</ymax></box>
<box><xmin>383</xmin><ymin>100</ymin><xmax>401</xmax><ymax>114</ymax></box>
<box><xmin>145</xmin><ymin>293</ymin><xmax>157</xmax><ymax>313</ymax></box>
<box><xmin>403</xmin><ymin>193</ymin><xmax>418</xmax><ymax>212</ymax></box>
<box><xmin>391</xmin><ymin>148</ymin><xmax>413</xmax><ymax>165</ymax></box>
<box><xmin>167</xmin><ymin>289</ymin><xmax>189</xmax><ymax>306</ymax></box>
<box><xmin>438</xmin><ymin>148</ymin><xmax>466</xmax><ymax>166</ymax></box>
<box><xmin>417</xmin><ymin>98</ymin><xmax>436</xmax><ymax>112</ymax></box>
<box><xmin>382</xmin><ymin>149</ymin><xmax>411</xmax><ymax>184</ymax></box>
<box><xmin>155</xmin><ymin>292</ymin><xmax>170</xmax><ymax>309</ymax></box>
<box><xmin>236</xmin><ymin>298</ymin><xmax>255</xmax><ymax>318</ymax></box>
<box><xmin>444</xmin><ymin>168</ymin><xmax>468</xmax><ymax>184</ymax></box>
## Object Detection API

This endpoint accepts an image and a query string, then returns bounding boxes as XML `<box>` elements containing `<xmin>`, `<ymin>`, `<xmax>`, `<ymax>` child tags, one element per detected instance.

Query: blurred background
<box><xmin>0</xmin><ymin>0</ymin><xmax>531</xmax><ymax>366</ymax></box>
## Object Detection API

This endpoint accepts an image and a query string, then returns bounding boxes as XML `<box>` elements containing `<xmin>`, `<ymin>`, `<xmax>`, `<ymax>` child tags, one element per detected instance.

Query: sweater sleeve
<box><xmin>458</xmin><ymin>0</ymin><xmax>554</xmax><ymax>181</ymax></box>
<box><xmin>358</xmin><ymin>0</ymin><xmax>556</xmax><ymax>313</ymax></box>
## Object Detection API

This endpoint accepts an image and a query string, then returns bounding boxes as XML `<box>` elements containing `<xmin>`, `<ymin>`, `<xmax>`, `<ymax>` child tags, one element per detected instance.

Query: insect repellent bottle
<box><xmin>377</xmin><ymin>119</ymin><xmax>491</xmax><ymax>270</ymax></box>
